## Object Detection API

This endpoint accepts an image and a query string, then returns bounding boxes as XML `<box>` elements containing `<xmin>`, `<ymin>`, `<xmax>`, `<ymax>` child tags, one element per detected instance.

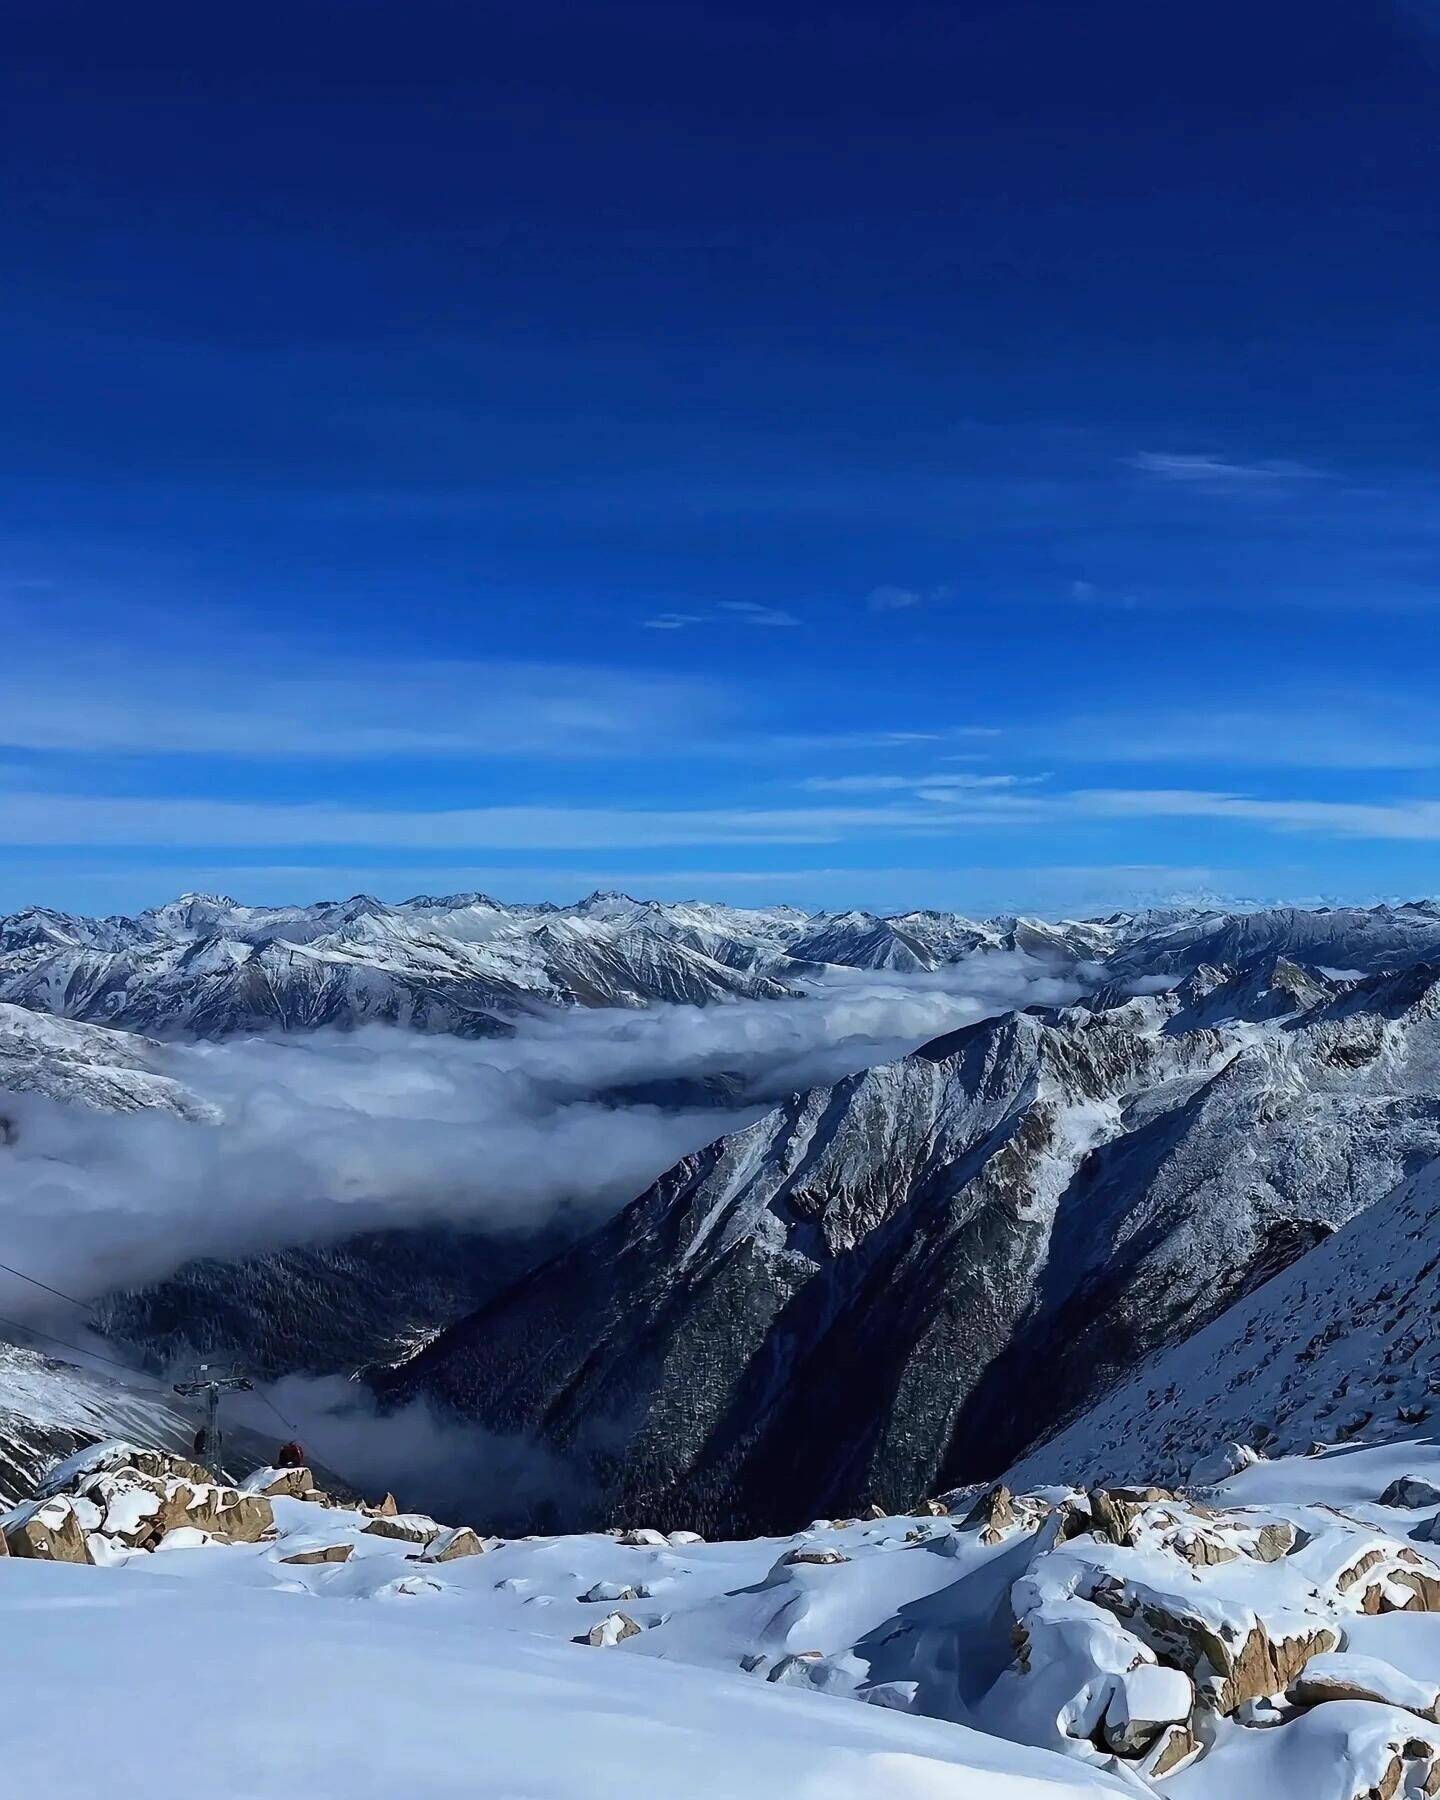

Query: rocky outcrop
<box><xmin>982</xmin><ymin>1473</ymin><xmax>1440</xmax><ymax>1790</ymax></box>
<box><xmin>3</xmin><ymin>1494</ymin><xmax>92</xmax><ymax>1562</ymax></box>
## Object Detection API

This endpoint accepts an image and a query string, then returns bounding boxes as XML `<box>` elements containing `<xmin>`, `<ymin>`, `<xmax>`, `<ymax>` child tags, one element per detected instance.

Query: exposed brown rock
<box><xmin>1090</xmin><ymin>1579</ymin><xmax>1340</xmax><ymax>1714</ymax></box>
<box><xmin>1174</xmin><ymin>1532</ymin><xmax>1240</xmax><ymax>1567</ymax></box>
<box><xmin>1147</xmin><ymin>1723</ymin><xmax>1200</xmax><ymax>1779</ymax></box>
<box><xmin>964</xmin><ymin>1484</ymin><xmax>1016</xmax><ymax>1544</ymax></box>
<box><xmin>421</xmin><ymin>1526</ymin><xmax>488</xmax><ymax>1563</ymax></box>
<box><xmin>253</xmin><ymin>1467</ymin><xmax>315</xmax><ymax>1501</ymax></box>
<box><xmin>4</xmin><ymin>1496</ymin><xmax>92</xmax><ymax>1564</ymax></box>
<box><xmin>1254</xmin><ymin>1521</ymin><xmax>1297</xmax><ymax>1562</ymax></box>
<box><xmin>580</xmin><ymin>1612</ymin><xmax>641</xmax><ymax>1647</ymax></box>
<box><xmin>280</xmin><ymin>1542</ymin><xmax>354</xmax><ymax>1565</ymax></box>
<box><xmin>362</xmin><ymin>1514</ymin><xmax>440</xmax><ymax>1547</ymax></box>
<box><xmin>157</xmin><ymin>1483</ymin><xmax>273</xmax><ymax>1544</ymax></box>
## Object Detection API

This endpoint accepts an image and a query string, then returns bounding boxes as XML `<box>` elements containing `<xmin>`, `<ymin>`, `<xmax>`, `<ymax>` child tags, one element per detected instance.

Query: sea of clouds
<box><xmin>0</xmin><ymin>952</ymin><xmax>1085</xmax><ymax>1313</ymax></box>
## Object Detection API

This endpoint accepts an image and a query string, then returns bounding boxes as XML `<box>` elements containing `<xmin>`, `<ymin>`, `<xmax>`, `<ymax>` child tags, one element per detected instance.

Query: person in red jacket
<box><xmin>276</xmin><ymin>1439</ymin><xmax>306</xmax><ymax>1468</ymax></box>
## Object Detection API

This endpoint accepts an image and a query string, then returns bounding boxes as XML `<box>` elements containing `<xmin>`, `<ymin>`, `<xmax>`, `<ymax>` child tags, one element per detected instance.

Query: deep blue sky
<box><xmin>3</xmin><ymin>0</ymin><xmax>1440</xmax><ymax>917</ymax></box>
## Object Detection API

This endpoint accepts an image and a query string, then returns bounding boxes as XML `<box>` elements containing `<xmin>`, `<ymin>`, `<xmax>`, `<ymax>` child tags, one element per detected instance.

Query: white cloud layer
<box><xmin>0</xmin><ymin>657</ymin><xmax>730</xmax><ymax>759</ymax></box>
<box><xmin>0</xmin><ymin>957</ymin><xmax>1080</xmax><ymax>1315</ymax></box>
<box><xmin>7</xmin><ymin>780</ymin><xmax>1440</xmax><ymax>851</ymax></box>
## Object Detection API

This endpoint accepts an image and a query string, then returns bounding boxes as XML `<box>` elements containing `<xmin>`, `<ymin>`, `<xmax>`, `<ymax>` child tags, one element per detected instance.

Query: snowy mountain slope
<box><xmin>90</xmin><ymin>1221</ymin><xmax>562</xmax><ymax>1380</ymax></box>
<box><xmin>1108</xmin><ymin>901</ymin><xmax>1440</xmax><ymax>980</ymax></box>
<box><xmin>379</xmin><ymin>957</ymin><xmax>1440</xmax><ymax>1535</ymax></box>
<box><xmin>1005</xmin><ymin>1152</ymin><xmax>1440</xmax><ymax>1493</ymax></box>
<box><xmin>13</xmin><ymin>1435</ymin><xmax>1440</xmax><ymax>1799</ymax></box>
<box><xmin>0</xmin><ymin>1003</ymin><xmax>217</xmax><ymax>1118</ymax></box>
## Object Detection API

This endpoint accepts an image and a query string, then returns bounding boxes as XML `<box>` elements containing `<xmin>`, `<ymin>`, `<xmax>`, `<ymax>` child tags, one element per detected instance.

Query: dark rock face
<box><xmin>93</xmin><ymin>1222</ymin><xmax>565</xmax><ymax>1379</ymax></box>
<box><xmin>378</xmin><ymin>961</ymin><xmax>1440</xmax><ymax>1537</ymax></box>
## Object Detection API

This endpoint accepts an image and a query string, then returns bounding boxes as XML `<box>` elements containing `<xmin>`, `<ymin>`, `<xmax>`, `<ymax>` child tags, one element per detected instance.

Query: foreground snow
<box><xmin>5</xmin><ymin>1565</ymin><xmax>1124</xmax><ymax>1798</ymax></box>
<box><xmin>8</xmin><ymin>1437</ymin><xmax>1440</xmax><ymax>1797</ymax></box>
<box><xmin>3</xmin><ymin>1540</ymin><xmax>1118</xmax><ymax>1800</ymax></box>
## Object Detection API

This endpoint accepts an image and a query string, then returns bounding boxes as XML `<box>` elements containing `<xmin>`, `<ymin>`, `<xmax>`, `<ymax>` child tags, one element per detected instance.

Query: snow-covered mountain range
<box><xmin>8</xmin><ymin>892</ymin><xmax>1440</xmax><ymax>1799</ymax></box>
<box><xmin>9</xmin><ymin>888</ymin><xmax>1440</xmax><ymax>1041</ymax></box>
<box><xmin>8</xmin><ymin>892</ymin><xmax>1440</xmax><ymax>1538</ymax></box>
<box><xmin>0</xmin><ymin>890</ymin><xmax>815</xmax><ymax>1035</ymax></box>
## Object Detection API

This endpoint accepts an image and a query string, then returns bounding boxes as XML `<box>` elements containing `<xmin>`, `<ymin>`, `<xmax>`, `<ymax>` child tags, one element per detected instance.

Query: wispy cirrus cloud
<box><xmin>866</xmin><ymin>582</ymin><xmax>954</xmax><ymax>612</ymax></box>
<box><xmin>0</xmin><ymin>790</ymin><xmax>1049</xmax><ymax>850</ymax></box>
<box><xmin>0</xmin><ymin>656</ymin><xmax>733</xmax><ymax>760</ymax></box>
<box><xmin>1038</xmin><ymin>696</ymin><xmax>1440</xmax><ymax>771</ymax></box>
<box><xmin>798</xmin><ymin>772</ymin><xmax>1041</xmax><ymax>795</ymax></box>
<box><xmin>1071</xmin><ymin>788</ymin><xmax>1440</xmax><ymax>840</ymax></box>
<box><xmin>1126</xmin><ymin>451</ymin><xmax>1326</xmax><ymax>489</ymax></box>
<box><xmin>643</xmin><ymin>600</ymin><xmax>798</xmax><ymax>630</ymax></box>
<box><xmin>7</xmin><ymin>777</ymin><xmax>1440</xmax><ymax>853</ymax></box>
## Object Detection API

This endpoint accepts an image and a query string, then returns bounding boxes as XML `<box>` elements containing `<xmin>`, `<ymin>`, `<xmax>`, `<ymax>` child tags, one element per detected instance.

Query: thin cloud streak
<box><xmin>8</xmin><ymin>781</ymin><xmax>1440</xmax><ymax>850</ymax></box>
<box><xmin>1126</xmin><ymin>451</ymin><xmax>1326</xmax><ymax>487</ymax></box>
<box><xmin>0</xmin><ymin>657</ymin><xmax>732</xmax><ymax>760</ymax></box>
<box><xmin>1038</xmin><ymin>701</ymin><xmax>1440</xmax><ymax>771</ymax></box>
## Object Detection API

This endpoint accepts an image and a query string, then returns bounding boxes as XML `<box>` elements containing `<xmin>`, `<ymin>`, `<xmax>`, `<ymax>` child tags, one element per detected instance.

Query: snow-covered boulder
<box><xmin>1288</xmin><ymin>1651</ymin><xmax>1440</xmax><ymax>1722</ymax></box>
<box><xmin>778</xmin><ymin>1545</ymin><xmax>849</xmax><ymax>1568</ymax></box>
<box><xmin>420</xmin><ymin>1526</ymin><xmax>490</xmax><ymax>1563</ymax></box>
<box><xmin>1100</xmin><ymin>1663</ymin><xmax>1193</xmax><ymax>1755</ymax></box>
<box><xmin>362</xmin><ymin>1513</ymin><xmax>442</xmax><ymax>1547</ymax></box>
<box><xmin>241</xmin><ymin>1464</ymin><xmax>317</xmax><ymax>1501</ymax></box>
<box><xmin>581</xmin><ymin>1580</ymin><xmax>639</xmax><ymax>1604</ymax></box>
<box><xmin>3</xmin><ymin>1494</ymin><xmax>92</xmax><ymax>1563</ymax></box>
<box><xmin>580</xmin><ymin>1612</ymin><xmax>641</xmax><ymax>1647</ymax></box>
<box><xmin>1164</xmin><ymin>1700</ymin><xmax>1440</xmax><ymax>1800</ymax></box>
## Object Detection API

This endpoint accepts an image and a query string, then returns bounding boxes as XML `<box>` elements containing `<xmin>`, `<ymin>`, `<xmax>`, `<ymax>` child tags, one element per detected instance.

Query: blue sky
<box><xmin>3</xmin><ymin>0</ymin><xmax>1440</xmax><ymax>918</ymax></box>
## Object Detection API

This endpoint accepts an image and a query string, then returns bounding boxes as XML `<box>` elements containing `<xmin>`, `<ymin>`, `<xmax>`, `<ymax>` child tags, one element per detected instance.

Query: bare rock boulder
<box><xmin>1380</xmin><ymin>1476</ymin><xmax>1440</xmax><ymax>1510</ymax></box>
<box><xmin>362</xmin><ymin>1513</ymin><xmax>441</xmax><ymax>1548</ymax></box>
<box><xmin>280</xmin><ymin>1542</ymin><xmax>354</xmax><ymax>1566</ymax></box>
